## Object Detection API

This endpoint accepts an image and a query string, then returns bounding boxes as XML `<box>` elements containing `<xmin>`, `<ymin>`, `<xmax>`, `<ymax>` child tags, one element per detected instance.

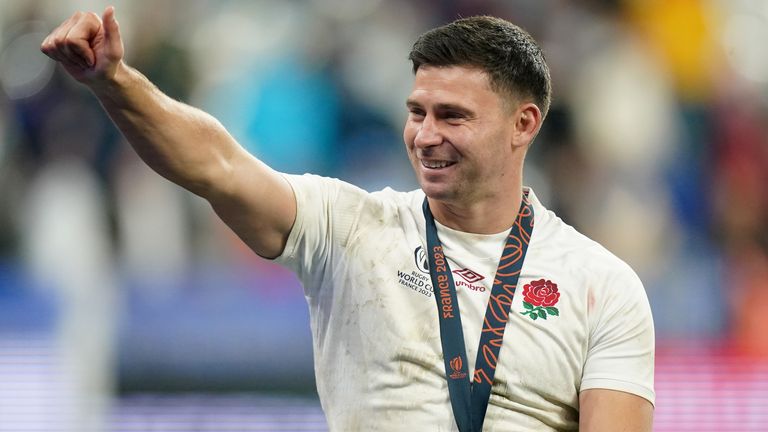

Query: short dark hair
<box><xmin>409</xmin><ymin>16</ymin><xmax>552</xmax><ymax>118</ymax></box>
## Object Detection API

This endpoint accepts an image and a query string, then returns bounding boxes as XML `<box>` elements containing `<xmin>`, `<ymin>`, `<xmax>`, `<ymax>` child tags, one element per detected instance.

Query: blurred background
<box><xmin>1</xmin><ymin>0</ymin><xmax>767</xmax><ymax>430</ymax></box>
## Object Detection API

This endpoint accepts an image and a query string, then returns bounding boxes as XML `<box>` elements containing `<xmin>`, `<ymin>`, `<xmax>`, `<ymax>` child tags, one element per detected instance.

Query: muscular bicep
<box><xmin>207</xmin><ymin>146</ymin><xmax>296</xmax><ymax>259</ymax></box>
<box><xmin>579</xmin><ymin>389</ymin><xmax>653</xmax><ymax>432</ymax></box>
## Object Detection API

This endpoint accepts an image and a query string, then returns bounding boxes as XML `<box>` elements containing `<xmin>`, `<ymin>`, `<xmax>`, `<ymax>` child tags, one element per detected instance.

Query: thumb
<box><xmin>102</xmin><ymin>6</ymin><xmax>122</xmax><ymax>53</ymax></box>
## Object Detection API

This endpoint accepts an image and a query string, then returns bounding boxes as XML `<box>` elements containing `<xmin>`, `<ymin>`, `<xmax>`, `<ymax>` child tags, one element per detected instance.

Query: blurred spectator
<box><xmin>712</xmin><ymin>92</ymin><xmax>768</xmax><ymax>357</ymax></box>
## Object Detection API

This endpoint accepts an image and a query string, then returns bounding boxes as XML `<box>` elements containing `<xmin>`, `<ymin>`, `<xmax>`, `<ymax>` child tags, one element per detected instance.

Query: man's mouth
<box><xmin>421</xmin><ymin>159</ymin><xmax>456</xmax><ymax>169</ymax></box>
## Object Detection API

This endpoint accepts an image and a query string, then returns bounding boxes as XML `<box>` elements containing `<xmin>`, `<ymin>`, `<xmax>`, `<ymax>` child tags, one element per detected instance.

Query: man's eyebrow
<box><xmin>405</xmin><ymin>100</ymin><xmax>476</xmax><ymax>117</ymax></box>
<box><xmin>406</xmin><ymin>99</ymin><xmax>421</xmax><ymax>109</ymax></box>
<box><xmin>434</xmin><ymin>103</ymin><xmax>475</xmax><ymax>117</ymax></box>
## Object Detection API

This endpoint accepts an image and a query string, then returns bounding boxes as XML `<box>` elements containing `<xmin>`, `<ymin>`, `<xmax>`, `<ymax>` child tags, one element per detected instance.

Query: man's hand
<box><xmin>40</xmin><ymin>6</ymin><xmax>124</xmax><ymax>85</ymax></box>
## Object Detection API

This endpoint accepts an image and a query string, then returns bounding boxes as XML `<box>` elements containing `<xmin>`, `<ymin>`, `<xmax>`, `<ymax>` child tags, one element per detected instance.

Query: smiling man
<box><xmin>41</xmin><ymin>9</ymin><xmax>654</xmax><ymax>431</ymax></box>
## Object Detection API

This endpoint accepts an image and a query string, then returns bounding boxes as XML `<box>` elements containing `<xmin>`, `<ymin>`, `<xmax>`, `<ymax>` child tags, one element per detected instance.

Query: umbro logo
<box><xmin>453</xmin><ymin>268</ymin><xmax>484</xmax><ymax>283</ymax></box>
<box><xmin>452</xmin><ymin>268</ymin><xmax>487</xmax><ymax>292</ymax></box>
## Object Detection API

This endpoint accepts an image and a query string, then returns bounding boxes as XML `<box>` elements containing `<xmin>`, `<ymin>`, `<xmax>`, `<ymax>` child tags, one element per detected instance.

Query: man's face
<box><xmin>403</xmin><ymin>65</ymin><xmax>519</xmax><ymax>206</ymax></box>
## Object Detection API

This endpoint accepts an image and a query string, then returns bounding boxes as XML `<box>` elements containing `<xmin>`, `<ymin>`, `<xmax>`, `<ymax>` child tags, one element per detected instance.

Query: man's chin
<box><xmin>420</xmin><ymin>184</ymin><xmax>455</xmax><ymax>202</ymax></box>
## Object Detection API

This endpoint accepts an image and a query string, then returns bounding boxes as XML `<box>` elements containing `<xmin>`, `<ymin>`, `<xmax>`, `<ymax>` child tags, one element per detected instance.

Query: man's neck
<box><xmin>428</xmin><ymin>188</ymin><xmax>524</xmax><ymax>234</ymax></box>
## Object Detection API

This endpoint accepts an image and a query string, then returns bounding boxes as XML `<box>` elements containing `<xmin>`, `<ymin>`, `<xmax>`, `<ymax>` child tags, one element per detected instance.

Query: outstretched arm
<box><xmin>40</xmin><ymin>7</ymin><xmax>295</xmax><ymax>259</ymax></box>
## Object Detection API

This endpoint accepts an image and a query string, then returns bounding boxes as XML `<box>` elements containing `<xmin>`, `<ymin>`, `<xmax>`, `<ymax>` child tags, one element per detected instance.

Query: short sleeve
<box><xmin>273</xmin><ymin>174</ymin><xmax>367</xmax><ymax>295</ymax></box>
<box><xmin>580</xmin><ymin>264</ymin><xmax>656</xmax><ymax>405</ymax></box>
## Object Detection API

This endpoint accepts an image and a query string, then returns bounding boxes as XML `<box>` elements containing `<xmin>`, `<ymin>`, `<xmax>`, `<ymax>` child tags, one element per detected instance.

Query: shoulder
<box><xmin>369</xmin><ymin>185</ymin><xmax>424</xmax><ymax>213</ymax></box>
<box><xmin>282</xmin><ymin>173</ymin><xmax>366</xmax><ymax>200</ymax></box>
<box><xmin>283</xmin><ymin>173</ymin><xmax>424</xmax><ymax>225</ymax></box>
<box><xmin>277</xmin><ymin>175</ymin><xmax>423</xmax><ymax>262</ymax></box>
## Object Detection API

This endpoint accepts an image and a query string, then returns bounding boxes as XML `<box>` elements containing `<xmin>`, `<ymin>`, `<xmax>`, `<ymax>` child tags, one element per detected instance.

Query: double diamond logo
<box><xmin>452</xmin><ymin>268</ymin><xmax>484</xmax><ymax>284</ymax></box>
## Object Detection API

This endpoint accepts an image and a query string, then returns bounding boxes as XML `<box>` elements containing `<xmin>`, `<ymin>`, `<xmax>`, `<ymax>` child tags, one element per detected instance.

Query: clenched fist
<box><xmin>40</xmin><ymin>6</ymin><xmax>124</xmax><ymax>85</ymax></box>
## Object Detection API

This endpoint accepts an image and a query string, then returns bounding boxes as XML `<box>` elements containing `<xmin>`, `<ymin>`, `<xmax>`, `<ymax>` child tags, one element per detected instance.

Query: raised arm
<box><xmin>40</xmin><ymin>7</ymin><xmax>295</xmax><ymax>258</ymax></box>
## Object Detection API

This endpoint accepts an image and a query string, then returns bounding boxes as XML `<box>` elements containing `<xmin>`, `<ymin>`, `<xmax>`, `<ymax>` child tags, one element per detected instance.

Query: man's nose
<box><xmin>414</xmin><ymin>115</ymin><xmax>443</xmax><ymax>148</ymax></box>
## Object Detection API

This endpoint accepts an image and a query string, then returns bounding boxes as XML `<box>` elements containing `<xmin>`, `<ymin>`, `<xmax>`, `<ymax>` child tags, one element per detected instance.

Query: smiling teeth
<box><xmin>423</xmin><ymin>160</ymin><xmax>452</xmax><ymax>168</ymax></box>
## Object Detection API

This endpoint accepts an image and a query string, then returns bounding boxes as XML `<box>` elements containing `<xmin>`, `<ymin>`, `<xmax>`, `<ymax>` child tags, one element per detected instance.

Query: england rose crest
<box><xmin>520</xmin><ymin>279</ymin><xmax>560</xmax><ymax>320</ymax></box>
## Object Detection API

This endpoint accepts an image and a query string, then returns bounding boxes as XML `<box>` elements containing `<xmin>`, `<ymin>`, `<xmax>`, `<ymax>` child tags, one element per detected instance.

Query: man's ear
<box><xmin>513</xmin><ymin>102</ymin><xmax>543</xmax><ymax>148</ymax></box>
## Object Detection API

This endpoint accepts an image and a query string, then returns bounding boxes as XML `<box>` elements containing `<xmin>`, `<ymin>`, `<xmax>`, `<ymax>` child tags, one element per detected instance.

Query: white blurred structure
<box><xmin>20</xmin><ymin>160</ymin><xmax>117</xmax><ymax>432</ymax></box>
<box><xmin>115</xmin><ymin>150</ymin><xmax>190</xmax><ymax>299</ymax></box>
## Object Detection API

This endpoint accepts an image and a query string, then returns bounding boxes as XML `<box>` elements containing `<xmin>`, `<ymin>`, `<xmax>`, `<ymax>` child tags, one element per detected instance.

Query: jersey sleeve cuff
<box><xmin>580</xmin><ymin>377</ymin><xmax>656</xmax><ymax>406</ymax></box>
<box><xmin>272</xmin><ymin>173</ymin><xmax>305</xmax><ymax>263</ymax></box>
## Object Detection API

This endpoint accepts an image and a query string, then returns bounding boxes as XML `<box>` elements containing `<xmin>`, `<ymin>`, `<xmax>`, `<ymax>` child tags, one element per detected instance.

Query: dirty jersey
<box><xmin>274</xmin><ymin>174</ymin><xmax>655</xmax><ymax>431</ymax></box>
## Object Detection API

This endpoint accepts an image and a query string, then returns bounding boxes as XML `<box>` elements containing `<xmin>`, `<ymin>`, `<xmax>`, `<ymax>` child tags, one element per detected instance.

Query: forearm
<box><xmin>91</xmin><ymin>61</ymin><xmax>237</xmax><ymax>197</ymax></box>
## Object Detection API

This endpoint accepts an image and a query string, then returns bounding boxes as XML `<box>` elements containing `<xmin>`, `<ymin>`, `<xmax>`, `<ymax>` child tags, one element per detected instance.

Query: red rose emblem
<box><xmin>520</xmin><ymin>279</ymin><xmax>561</xmax><ymax>321</ymax></box>
<box><xmin>522</xmin><ymin>279</ymin><xmax>560</xmax><ymax>307</ymax></box>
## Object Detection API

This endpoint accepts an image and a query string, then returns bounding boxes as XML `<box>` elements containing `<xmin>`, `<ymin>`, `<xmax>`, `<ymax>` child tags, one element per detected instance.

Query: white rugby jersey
<box><xmin>275</xmin><ymin>174</ymin><xmax>654</xmax><ymax>431</ymax></box>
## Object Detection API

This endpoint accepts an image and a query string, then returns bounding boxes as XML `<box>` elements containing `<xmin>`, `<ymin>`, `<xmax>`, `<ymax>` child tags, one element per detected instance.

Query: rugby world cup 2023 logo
<box><xmin>414</xmin><ymin>246</ymin><xmax>429</xmax><ymax>273</ymax></box>
<box><xmin>449</xmin><ymin>355</ymin><xmax>467</xmax><ymax>380</ymax></box>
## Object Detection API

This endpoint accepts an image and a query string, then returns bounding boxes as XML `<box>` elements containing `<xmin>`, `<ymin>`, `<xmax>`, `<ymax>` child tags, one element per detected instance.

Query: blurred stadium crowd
<box><xmin>0</xmin><ymin>0</ymin><xmax>767</xmax><ymax>430</ymax></box>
